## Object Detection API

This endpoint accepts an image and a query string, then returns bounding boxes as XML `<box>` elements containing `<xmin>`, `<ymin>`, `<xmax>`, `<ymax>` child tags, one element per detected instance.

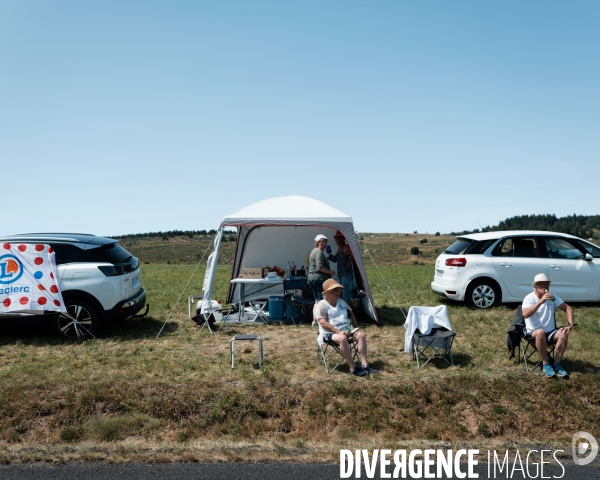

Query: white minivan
<box><xmin>431</xmin><ymin>230</ymin><xmax>600</xmax><ymax>309</ymax></box>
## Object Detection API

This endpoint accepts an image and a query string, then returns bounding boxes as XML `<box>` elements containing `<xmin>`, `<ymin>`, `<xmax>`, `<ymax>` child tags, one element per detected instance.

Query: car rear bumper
<box><xmin>105</xmin><ymin>289</ymin><xmax>147</xmax><ymax>321</ymax></box>
<box><xmin>431</xmin><ymin>282</ymin><xmax>464</xmax><ymax>301</ymax></box>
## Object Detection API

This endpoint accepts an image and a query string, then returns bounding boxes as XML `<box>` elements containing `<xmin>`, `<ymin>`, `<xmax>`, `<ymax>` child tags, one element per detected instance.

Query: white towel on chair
<box><xmin>404</xmin><ymin>305</ymin><xmax>452</xmax><ymax>354</ymax></box>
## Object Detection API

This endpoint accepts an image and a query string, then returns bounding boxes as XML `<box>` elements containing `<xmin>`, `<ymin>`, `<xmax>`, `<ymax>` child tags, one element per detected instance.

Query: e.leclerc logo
<box><xmin>0</xmin><ymin>254</ymin><xmax>24</xmax><ymax>285</ymax></box>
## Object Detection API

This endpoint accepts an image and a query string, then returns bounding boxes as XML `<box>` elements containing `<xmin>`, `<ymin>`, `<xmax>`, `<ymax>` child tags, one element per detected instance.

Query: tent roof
<box><xmin>221</xmin><ymin>196</ymin><xmax>352</xmax><ymax>225</ymax></box>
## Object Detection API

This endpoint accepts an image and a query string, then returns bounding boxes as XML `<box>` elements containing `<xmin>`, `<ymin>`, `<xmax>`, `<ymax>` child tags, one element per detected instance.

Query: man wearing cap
<box><xmin>522</xmin><ymin>273</ymin><xmax>574</xmax><ymax>377</ymax></box>
<box><xmin>308</xmin><ymin>234</ymin><xmax>336</xmax><ymax>304</ymax></box>
<box><xmin>316</xmin><ymin>278</ymin><xmax>378</xmax><ymax>377</ymax></box>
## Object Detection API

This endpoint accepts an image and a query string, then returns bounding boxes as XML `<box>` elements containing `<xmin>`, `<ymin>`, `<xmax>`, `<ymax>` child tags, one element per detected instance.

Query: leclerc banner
<box><xmin>0</xmin><ymin>243</ymin><xmax>65</xmax><ymax>315</ymax></box>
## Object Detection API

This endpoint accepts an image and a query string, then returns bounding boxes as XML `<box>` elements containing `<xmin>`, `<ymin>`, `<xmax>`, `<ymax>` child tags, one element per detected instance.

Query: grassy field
<box><xmin>0</xmin><ymin>236</ymin><xmax>599</xmax><ymax>463</ymax></box>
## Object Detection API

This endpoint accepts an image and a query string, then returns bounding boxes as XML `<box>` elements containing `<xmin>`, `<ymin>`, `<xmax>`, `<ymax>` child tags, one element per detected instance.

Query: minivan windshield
<box><xmin>444</xmin><ymin>239</ymin><xmax>472</xmax><ymax>255</ymax></box>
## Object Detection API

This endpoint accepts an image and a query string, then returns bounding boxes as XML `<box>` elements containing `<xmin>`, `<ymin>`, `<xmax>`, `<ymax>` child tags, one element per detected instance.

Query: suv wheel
<box><xmin>52</xmin><ymin>299</ymin><xmax>101</xmax><ymax>339</ymax></box>
<box><xmin>465</xmin><ymin>279</ymin><xmax>500</xmax><ymax>309</ymax></box>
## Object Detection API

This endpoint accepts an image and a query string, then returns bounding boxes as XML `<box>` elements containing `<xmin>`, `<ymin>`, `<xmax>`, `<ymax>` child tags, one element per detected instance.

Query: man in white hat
<box><xmin>522</xmin><ymin>273</ymin><xmax>574</xmax><ymax>377</ymax></box>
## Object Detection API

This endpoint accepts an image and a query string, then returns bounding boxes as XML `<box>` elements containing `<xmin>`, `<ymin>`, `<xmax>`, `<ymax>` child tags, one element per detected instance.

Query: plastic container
<box><xmin>268</xmin><ymin>295</ymin><xmax>284</xmax><ymax>319</ymax></box>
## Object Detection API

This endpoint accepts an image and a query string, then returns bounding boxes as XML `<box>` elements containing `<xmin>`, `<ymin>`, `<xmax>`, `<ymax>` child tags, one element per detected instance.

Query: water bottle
<box><xmin>290</xmin><ymin>262</ymin><xmax>296</xmax><ymax>276</ymax></box>
<box><xmin>286</xmin><ymin>261</ymin><xmax>291</xmax><ymax>279</ymax></box>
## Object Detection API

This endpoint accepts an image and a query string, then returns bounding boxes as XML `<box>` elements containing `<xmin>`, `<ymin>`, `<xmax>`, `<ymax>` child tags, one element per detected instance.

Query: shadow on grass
<box><xmin>0</xmin><ymin>314</ymin><xmax>179</xmax><ymax>345</ymax></box>
<box><xmin>560</xmin><ymin>358</ymin><xmax>600</xmax><ymax>375</ymax></box>
<box><xmin>375</xmin><ymin>306</ymin><xmax>408</xmax><ymax>327</ymax></box>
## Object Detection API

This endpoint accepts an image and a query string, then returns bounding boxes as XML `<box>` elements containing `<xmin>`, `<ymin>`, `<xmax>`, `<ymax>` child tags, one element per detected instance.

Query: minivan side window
<box><xmin>492</xmin><ymin>237</ymin><xmax>540</xmax><ymax>257</ymax></box>
<box><xmin>576</xmin><ymin>239</ymin><xmax>600</xmax><ymax>258</ymax></box>
<box><xmin>544</xmin><ymin>237</ymin><xmax>585</xmax><ymax>260</ymax></box>
<box><xmin>465</xmin><ymin>239</ymin><xmax>498</xmax><ymax>255</ymax></box>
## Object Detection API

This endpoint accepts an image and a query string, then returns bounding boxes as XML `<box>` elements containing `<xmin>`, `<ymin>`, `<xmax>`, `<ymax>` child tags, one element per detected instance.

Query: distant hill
<box><xmin>451</xmin><ymin>214</ymin><xmax>600</xmax><ymax>239</ymax></box>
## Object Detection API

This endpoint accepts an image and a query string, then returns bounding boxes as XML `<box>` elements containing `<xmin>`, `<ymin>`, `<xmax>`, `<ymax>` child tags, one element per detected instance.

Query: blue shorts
<box><xmin>322</xmin><ymin>332</ymin><xmax>334</xmax><ymax>343</ymax></box>
<box><xmin>524</xmin><ymin>328</ymin><xmax>560</xmax><ymax>344</ymax></box>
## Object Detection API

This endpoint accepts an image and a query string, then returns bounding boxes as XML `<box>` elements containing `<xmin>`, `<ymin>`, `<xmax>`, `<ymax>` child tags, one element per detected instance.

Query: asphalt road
<box><xmin>0</xmin><ymin>462</ymin><xmax>598</xmax><ymax>479</ymax></box>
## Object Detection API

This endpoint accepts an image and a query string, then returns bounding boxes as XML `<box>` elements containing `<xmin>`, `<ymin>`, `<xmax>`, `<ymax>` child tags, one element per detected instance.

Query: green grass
<box><xmin>0</xmin><ymin>262</ymin><xmax>598</xmax><ymax>463</ymax></box>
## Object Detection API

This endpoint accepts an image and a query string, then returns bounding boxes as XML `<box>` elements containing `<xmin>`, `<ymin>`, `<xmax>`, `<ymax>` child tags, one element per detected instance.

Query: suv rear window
<box><xmin>52</xmin><ymin>243</ymin><xmax>133</xmax><ymax>265</ymax></box>
<box><xmin>444</xmin><ymin>239</ymin><xmax>472</xmax><ymax>255</ymax></box>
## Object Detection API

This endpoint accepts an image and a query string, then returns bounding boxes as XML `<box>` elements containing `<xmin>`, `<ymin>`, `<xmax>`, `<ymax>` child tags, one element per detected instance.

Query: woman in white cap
<box><xmin>316</xmin><ymin>278</ymin><xmax>378</xmax><ymax>376</ymax></box>
<box><xmin>308</xmin><ymin>234</ymin><xmax>335</xmax><ymax>303</ymax></box>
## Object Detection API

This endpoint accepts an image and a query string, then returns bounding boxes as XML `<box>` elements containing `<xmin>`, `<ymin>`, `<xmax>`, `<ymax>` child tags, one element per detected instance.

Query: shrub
<box><xmin>420</xmin><ymin>238</ymin><xmax>428</xmax><ymax>244</ymax></box>
<box><xmin>435</xmin><ymin>232</ymin><xmax>440</xmax><ymax>236</ymax></box>
<box><xmin>410</xmin><ymin>246</ymin><xmax>419</xmax><ymax>255</ymax></box>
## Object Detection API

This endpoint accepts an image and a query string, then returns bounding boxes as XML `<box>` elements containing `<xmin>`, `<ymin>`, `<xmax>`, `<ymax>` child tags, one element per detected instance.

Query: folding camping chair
<box><xmin>246</xmin><ymin>299</ymin><xmax>269</xmax><ymax>325</ymax></box>
<box><xmin>283</xmin><ymin>279</ymin><xmax>314</xmax><ymax>325</ymax></box>
<box><xmin>188</xmin><ymin>295</ymin><xmax>228</xmax><ymax>333</ymax></box>
<box><xmin>318</xmin><ymin>336</ymin><xmax>360</xmax><ymax>374</ymax></box>
<box><xmin>411</xmin><ymin>328</ymin><xmax>456</xmax><ymax>368</ymax></box>
<box><xmin>508</xmin><ymin>305</ymin><xmax>564</xmax><ymax>372</ymax></box>
<box><xmin>405</xmin><ymin>306</ymin><xmax>456</xmax><ymax>368</ymax></box>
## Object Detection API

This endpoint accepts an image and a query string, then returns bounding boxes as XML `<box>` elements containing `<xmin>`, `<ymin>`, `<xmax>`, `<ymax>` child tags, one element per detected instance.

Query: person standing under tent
<box><xmin>308</xmin><ymin>234</ymin><xmax>335</xmax><ymax>324</ymax></box>
<box><xmin>332</xmin><ymin>231</ymin><xmax>355</xmax><ymax>303</ymax></box>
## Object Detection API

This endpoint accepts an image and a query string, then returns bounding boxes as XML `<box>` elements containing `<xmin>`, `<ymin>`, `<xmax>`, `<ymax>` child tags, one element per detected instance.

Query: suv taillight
<box><xmin>445</xmin><ymin>258</ymin><xmax>467</xmax><ymax>267</ymax></box>
<box><xmin>98</xmin><ymin>265</ymin><xmax>125</xmax><ymax>276</ymax></box>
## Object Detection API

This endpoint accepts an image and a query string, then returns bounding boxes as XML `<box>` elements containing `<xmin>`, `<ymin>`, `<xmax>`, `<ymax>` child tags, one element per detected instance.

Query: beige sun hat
<box><xmin>533</xmin><ymin>273</ymin><xmax>551</xmax><ymax>285</ymax></box>
<box><xmin>322</xmin><ymin>278</ymin><xmax>344</xmax><ymax>293</ymax></box>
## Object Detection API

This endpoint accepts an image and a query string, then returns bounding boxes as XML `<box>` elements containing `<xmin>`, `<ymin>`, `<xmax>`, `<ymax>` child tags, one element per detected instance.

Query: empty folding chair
<box><xmin>188</xmin><ymin>295</ymin><xmax>225</xmax><ymax>333</ymax></box>
<box><xmin>283</xmin><ymin>279</ymin><xmax>314</xmax><ymax>325</ymax></box>
<box><xmin>405</xmin><ymin>306</ymin><xmax>456</xmax><ymax>368</ymax></box>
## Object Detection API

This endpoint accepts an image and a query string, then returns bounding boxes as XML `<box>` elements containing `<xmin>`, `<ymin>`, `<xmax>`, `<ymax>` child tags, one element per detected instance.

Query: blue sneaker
<box><xmin>351</xmin><ymin>366</ymin><xmax>367</xmax><ymax>377</ymax></box>
<box><xmin>554</xmin><ymin>363</ymin><xmax>569</xmax><ymax>377</ymax></box>
<box><xmin>543</xmin><ymin>363</ymin><xmax>556</xmax><ymax>377</ymax></box>
<box><xmin>362</xmin><ymin>364</ymin><xmax>379</xmax><ymax>375</ymax></box>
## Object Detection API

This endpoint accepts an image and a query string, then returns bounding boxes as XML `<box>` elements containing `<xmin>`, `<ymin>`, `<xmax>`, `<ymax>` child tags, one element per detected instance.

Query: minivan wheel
<box><xmin>465</xmin><ymin>280</ymin><xmax>500</xmax><ymax>309</ymax></box>
<box><xmin>52</xmin><ymin>299</ymin><xmax>101</xmax><ymax>339</ymax></box>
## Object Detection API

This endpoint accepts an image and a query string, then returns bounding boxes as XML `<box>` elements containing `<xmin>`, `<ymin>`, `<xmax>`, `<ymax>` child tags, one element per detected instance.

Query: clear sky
<box><xmin>1</xmin><ymin>1</ymin><xmax>598</xmax><ymax>236</ymax></box>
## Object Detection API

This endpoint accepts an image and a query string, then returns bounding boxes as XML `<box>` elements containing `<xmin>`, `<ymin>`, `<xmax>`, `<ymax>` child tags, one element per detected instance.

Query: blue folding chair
<box><xmin>283</xmin><ymin>279</ymin><xmax>314</xmax><ymax>325</ymax></box>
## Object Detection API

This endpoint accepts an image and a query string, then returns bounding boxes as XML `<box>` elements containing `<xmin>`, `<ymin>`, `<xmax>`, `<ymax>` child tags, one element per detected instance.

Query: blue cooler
<box><xmin>268</xmin><ymin>295</ymin><xmax>284</xmax><ymax>319</ymax></box>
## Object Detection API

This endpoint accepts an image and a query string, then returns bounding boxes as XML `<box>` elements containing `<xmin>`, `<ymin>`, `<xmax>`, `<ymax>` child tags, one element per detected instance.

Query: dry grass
<box><xmin>0</xmin><ymin>241</ymin><xmax>599</xmax><ymax>463</ymax></box>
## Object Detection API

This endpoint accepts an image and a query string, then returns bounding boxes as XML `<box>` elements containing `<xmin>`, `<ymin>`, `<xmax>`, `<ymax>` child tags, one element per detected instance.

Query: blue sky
<box><xmin>1</xmin><ymin>1</ymin><xmax>598</xmax><ymax>236</ymax></box>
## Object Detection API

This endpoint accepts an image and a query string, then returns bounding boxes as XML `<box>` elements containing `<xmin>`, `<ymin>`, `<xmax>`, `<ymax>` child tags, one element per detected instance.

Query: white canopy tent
<box><xmin>201</xmin><ymin>196</ymin><xmax>379</xmax><ymax>325</ymax></box>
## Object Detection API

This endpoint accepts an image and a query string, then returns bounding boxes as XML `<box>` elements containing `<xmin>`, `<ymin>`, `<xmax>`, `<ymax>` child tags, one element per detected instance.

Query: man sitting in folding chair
<box><xmin>316</xmin><ymin>279</ymin><xmax>378</xmax><ymax>377</ymax></box>
<box><xmin>522</xmin><ymin>273</ymin><xmax>574</xmax><ymax>378</ymax></box>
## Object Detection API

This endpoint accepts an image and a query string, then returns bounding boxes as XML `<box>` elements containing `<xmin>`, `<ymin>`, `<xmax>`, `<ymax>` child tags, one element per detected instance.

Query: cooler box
<box><xmin>268</xmin><ymin>295</ymin><xmax>284</xmax><ymax>319</ymax></box>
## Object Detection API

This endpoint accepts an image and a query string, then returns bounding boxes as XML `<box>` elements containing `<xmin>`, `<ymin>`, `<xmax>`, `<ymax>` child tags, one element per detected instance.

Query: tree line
<box><xmin>113</xmin><ymin>229</ymin><xmax>237</xmax><ymax>240</ymax></box>
<box><xmin>450</xmin><ymin>214</ymin><xmax>600</xmax><ymax>239</ymax></box>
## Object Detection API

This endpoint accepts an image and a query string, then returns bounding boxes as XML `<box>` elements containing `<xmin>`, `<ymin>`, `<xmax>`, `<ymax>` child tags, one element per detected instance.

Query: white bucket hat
<box><xmin>533</xmin><ymin>273</ymin><xmax>551</xmax><ymax>285</ymax></box>
<box><xmin>314</xmin><ymin>234</ymin><xmax>328</xmax><ymax>242</ymax></box>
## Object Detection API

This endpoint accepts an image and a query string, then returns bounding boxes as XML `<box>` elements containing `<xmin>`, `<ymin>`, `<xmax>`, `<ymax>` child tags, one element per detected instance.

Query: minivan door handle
<box><xmin>499</xmin><ymin>262</ymin><xmax>512</xmax><ymax>267</ymax></box>
<box><xmin>549</xmin><ymin>264</ymin><xmax>561</xmax><ymax>269</ymax></box>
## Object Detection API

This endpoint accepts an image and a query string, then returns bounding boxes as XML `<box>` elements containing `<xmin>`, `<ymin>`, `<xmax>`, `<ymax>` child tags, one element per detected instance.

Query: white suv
<box><xmin>0</xmin><ymin>233</ymin><xmax>147</xmax><ymax>338</ymax></box>
<box><xmin>431</xmin><ymin>230</ymin><xmax>600</xmax><ymax>309</ymax></box>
